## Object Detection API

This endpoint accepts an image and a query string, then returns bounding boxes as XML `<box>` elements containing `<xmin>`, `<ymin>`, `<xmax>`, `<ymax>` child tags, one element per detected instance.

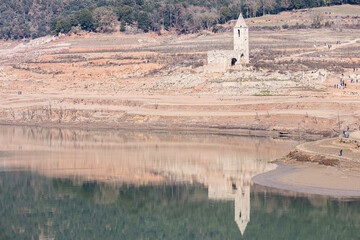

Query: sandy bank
<box><xmin>253</xmin><ymin>163</ymin><xmax>360</xmax><ymax>197</ymax></box>
<box><xmin>253</xmin><ymin>136</ymin><xmax>360</xmax><ymax>197</ymax></box>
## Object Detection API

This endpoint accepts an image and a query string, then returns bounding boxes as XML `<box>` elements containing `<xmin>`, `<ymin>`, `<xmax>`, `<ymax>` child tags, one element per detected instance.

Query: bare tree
<box><xmin>93</xmin><ymin>7</ymin><xmax>117</xmax><ymax>33</ymax></box>
<box><xmin>280</xmin><ymin>0</ymin><xmax>290</xmax><ymax>9</ymax></box>
<box><xmin>244</xmin><ymin>0</ymin><xmax>260</xmax><ymax>18</ymax></box>
<box><xmin>310</xmin><ymin>11</ymin><xmax>324</xmax><ymax>29</ymax></box>
<box><xmin>336</xmin><ymin>16</ymin><xmax>342</xmax><ymax>32</ymax></box>
<box><xmin>173</xmin><ymin>4</ymin><xmax>186</xmax><ymax>28</ymax></box>
<box><xmin>202</xmin><ymin>10</ymin><xmax>218</xmax><ymax>30</ymax></box>
<box><xmin>167</xmin><ymin>4</ymin><xmax>176</xmax><ymax>29</ymax></box>
<box><xmin>149</xmin><ymin>12</ymin><xmax>162</xmax><ymax>32</ymax></box>
<box><xmin>185</xmin><ymin>6</ymin><xmax>209</xmax><ymax>32</ymax></box>
<box><xmin>263</xmin><ymin>0</ymin><xmax>276</xmax><ymax>15</ymax></box>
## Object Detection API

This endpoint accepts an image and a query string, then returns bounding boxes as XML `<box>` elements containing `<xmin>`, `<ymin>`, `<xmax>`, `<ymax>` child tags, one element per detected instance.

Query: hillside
<box><xmin>248</xmin><ymin>4</ymin><xmax>360</xmax><ymax>27</ymax></box>
<box><xmin>0</xmin><ymin>0</ymin><xmax>359</xmax><ymax>40</ymax></box>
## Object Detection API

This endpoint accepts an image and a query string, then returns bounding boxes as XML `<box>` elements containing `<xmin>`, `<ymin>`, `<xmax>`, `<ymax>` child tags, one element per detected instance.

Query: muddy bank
<box><xmin>254</xmin><ymin>137</ymin><xmax>360</xmax><ymax>197</ymax></box>
<box><xmin>253</xmin><ymin>163</ymin><xmax>360</xmax><ymax>197</ymax></box>
<box><xmin>0</xmin><ymin>98</ymin><xmax>336</xmax><ymax>140</ymax></box>
<box><xmin>0</xmin><ymin>115</ymin><xmax>332</xmax><ymax>141</ymax></box>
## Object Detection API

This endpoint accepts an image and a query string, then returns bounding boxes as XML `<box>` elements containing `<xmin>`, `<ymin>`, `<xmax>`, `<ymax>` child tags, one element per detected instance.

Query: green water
<box><xmin>0</xmin><ymin>171</ymin><xmax>359</xmax><ymax>240</ymax></box>
<box><xmin>0</xmin><ymin>126</ymin><xmax>359</xmax><ymax>239</ymax></box>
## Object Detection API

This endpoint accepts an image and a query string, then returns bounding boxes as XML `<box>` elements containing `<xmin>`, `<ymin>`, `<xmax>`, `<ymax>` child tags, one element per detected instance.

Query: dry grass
<box><xmin>247</xmin><ymin>4</ymin><xmax>360</xmax><ymax>27</ymax></box>
<box><xmin>287</xmin><ymin>150</ymin><xmax>339</xmax><ymax>166</ymax></box>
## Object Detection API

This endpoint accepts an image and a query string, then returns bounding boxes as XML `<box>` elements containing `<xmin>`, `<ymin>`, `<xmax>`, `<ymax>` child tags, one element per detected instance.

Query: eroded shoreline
<box><xmin>252</xmin><ymin>137</ymin><xmax>360</xmax><ymax>197</ymax></box>
<box><xmin>253</xmin><ymin>163</ymin><xmax>360</xmax><ymax>197</ymax></box>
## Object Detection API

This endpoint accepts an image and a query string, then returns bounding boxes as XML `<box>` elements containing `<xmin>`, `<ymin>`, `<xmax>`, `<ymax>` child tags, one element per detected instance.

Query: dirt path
<box><xmin>289</xmin><ymin>38</ymin><xmax>360</xmax><ymax>59</ymax></box>
<box><xmin>0</xmin><ymin>36</ymin><xmax>70</xmax><ymax>65</ymax></box>
<box><xmin>296</xmin><ymin>137</ymin><xmax>360</xmax><ymax>169</ymax></box>
<box><xmin>254</xmin><ymin>135</ymin><xmax>360</xmax><ymax>197</ymax></box>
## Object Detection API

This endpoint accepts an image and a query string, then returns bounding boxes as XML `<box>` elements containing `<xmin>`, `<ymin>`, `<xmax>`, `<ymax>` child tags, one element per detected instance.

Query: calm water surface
<box><xmin>0</xmin><ymin>126</ymin><xmax>359</xmax><ymax>240</ymax></box>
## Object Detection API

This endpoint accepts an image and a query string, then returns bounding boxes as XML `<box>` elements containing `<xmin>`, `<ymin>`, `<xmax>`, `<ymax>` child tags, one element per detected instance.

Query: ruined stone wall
<box><xmin>207</xmin><ymin>50</ymin><xmax>247</xmax><ymax>72</ymax></box>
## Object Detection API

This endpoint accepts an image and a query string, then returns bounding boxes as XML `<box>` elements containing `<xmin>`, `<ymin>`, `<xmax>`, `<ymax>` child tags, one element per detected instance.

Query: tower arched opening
<box><xmin>231</xmin><ymin>58</ymin><xmax>237</xmax><ymax>66</ymax></box>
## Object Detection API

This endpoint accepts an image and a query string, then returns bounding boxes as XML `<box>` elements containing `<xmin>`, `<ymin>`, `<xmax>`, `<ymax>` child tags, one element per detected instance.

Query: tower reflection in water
<box><xmin>0</xmin><ymin>126</ymin><xmax>298</xmax><ymax>235</ymax></box>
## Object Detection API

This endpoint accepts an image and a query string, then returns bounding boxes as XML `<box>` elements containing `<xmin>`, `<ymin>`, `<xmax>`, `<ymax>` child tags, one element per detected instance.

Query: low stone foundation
<box><xmin>207</xmin><ymin>50</ymin><xmax>248</xmax><ymax>72</ymax></box>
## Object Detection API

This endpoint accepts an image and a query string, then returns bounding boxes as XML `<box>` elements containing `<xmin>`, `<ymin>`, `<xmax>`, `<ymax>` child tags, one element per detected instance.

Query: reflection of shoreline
<box><xmin>0</xmin><ymin>125</ymin><xmax>298</xmax><ymax>151</ymax></box>
<box><xmin>0</xmin><ymin>126</ymin><xmax>296</xmax><ymax>183</ymax></box>
<box><xmin>0</xmin><ymin>126</ymin><xmax>298</xmax><ymax>235</ymax></box>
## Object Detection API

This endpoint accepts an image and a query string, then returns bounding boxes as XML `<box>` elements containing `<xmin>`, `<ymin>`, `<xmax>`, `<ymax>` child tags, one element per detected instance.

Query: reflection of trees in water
<box><xmin>52</xmin><ymin>178</ymin><xmax>207</xmax><ymax>205</ymax></box>
<box><xmin>251</xmin><ymin>191</ymin><xmax>360</xmax><ymax>239</ymax></box>
<box><xmin>1</xmin><ymin>171</ymin><xmax>360</xmax><ymax>240</ymax></box>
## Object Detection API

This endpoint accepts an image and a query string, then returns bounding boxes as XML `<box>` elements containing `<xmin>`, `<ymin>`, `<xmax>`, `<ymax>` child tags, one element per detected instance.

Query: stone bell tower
<box><xmin>207</xmin><ymin>12</ymin><xmax>249</xmax><ymax>71</ymax></box>
<box><xmin>233</xmin><ymin>14</ymin><xmax>249</xmax><ymax>63</ymax></box>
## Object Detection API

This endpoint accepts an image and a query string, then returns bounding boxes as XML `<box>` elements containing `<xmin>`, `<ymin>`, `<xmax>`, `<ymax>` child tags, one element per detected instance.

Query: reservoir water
<box><xmin>0</xmin><ymin>126</ymin><xmax>359</xmax><ymax>239</ymax></box>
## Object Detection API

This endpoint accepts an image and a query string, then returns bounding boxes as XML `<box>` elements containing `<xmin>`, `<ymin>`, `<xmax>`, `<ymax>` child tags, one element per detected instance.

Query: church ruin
<box><xmin>207</xmin><ymin>14</ymin><xmax>249</xmax><ymax>71</ymax></box>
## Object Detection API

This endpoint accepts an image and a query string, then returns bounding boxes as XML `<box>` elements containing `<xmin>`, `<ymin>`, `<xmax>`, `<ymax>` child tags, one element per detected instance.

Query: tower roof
<box><xmin>236</xmin><ymin>219</ymin><xmax>249</xmax><ymax>236</ymax></box>
<box><xmin>235</xmin><ymin>14</ymin><xmax>247</xmax><ymax>28</ymax></box>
